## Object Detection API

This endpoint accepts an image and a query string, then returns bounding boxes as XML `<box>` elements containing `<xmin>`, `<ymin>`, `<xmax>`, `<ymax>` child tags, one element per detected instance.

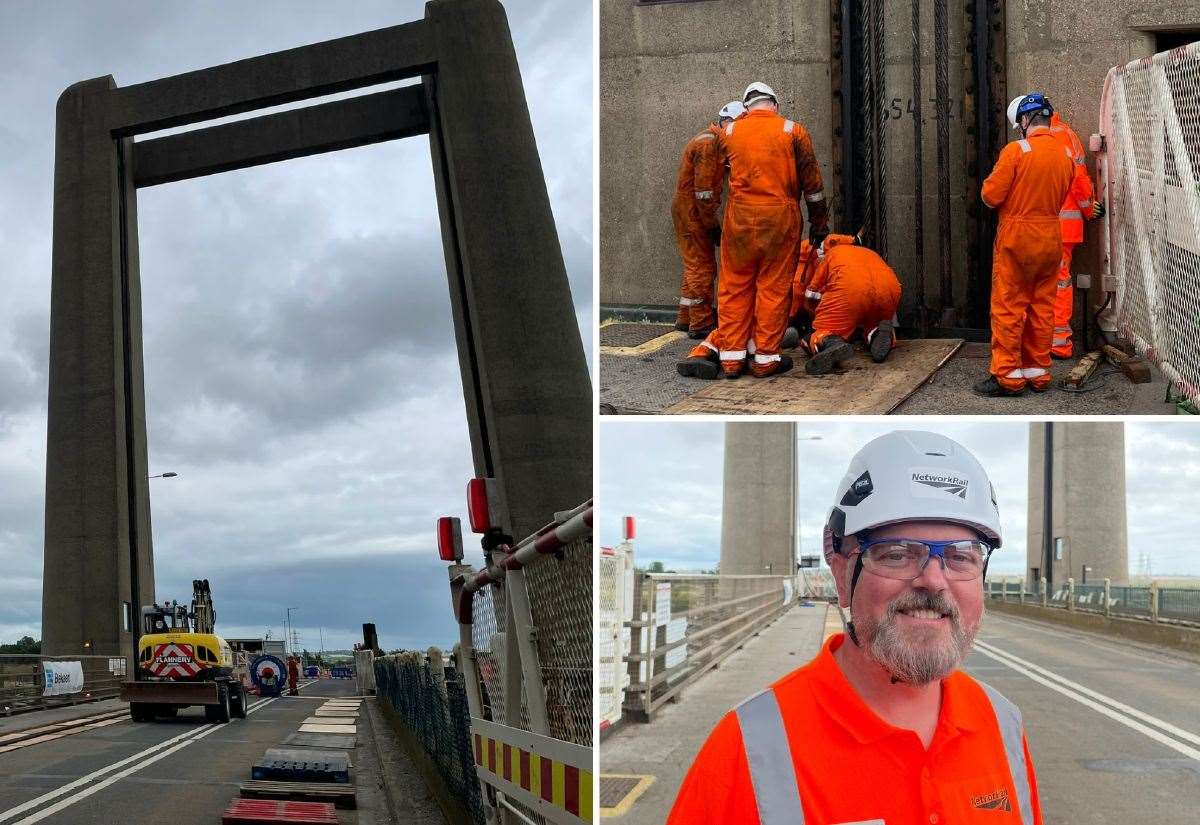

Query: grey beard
<box><xmin>857</xmin><ymin>591</ymin><xmax>979</xmax><ymax>686</ymax></box>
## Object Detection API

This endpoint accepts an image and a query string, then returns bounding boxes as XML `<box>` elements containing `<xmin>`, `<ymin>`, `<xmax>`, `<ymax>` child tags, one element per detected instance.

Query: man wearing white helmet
<box><xmin>671</xmin><ymin>101</ymin><xmax>744</xmax><ymax>338</ymax></box>
<box><xmin>669</xmin><ymin>431</ymin><xmax>1043</xmax><ymax>825</ymax></box>
<box><xmin>676</xmin><ymin>81</ymin><xmax>828</xmax><ymax>380</ymax></box>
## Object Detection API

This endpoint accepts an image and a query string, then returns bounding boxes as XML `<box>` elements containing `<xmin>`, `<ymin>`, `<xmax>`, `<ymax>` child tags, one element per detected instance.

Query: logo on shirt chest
<box><xmin>971</xmin><ymin>788</ymin><xmax>1012</xmax><ymax>812</ymax></box>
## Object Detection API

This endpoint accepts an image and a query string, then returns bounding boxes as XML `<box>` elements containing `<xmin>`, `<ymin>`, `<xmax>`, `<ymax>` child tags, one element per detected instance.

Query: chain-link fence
<box><xmin>987</xmin><ymin>576</ymin><xmax>1200</xmax><ymax>625</ymax></box>
<box><xmin>624</xmin><ymin>573</ymin><xmax>798</xmax><ymax>722</ymax></box>
<box><xmin>374</xmin><ymin>650</ymin><xmax>485</xmax><ymax>824</ymax></box>
<box><xmin>1101</xmin><ymin>39</ymin><xmax>1200</xmax><ymax>407</ymax></box>
<box><xmin>0</xmin><ymin>654</ymin><xmax>127</xmax><ymax>715</ymax></box>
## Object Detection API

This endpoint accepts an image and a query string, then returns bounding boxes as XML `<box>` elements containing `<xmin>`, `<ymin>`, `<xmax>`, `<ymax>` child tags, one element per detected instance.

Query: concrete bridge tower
<box><xmin>1026</xmin><ymin>422</ymin><xmax>1128</xmax><ymax>589</ymax></box>
<box><xmin>720</xmin><ymin>422</ymin><xmax>797</xmax><ymax>576</ymax></box>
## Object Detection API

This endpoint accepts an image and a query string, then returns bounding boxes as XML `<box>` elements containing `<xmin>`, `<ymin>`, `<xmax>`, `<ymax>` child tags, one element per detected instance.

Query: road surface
<box><xmin>0</xmin><ymin>678</ymin><xmax>397</xmax><ymax>824</ymax></box>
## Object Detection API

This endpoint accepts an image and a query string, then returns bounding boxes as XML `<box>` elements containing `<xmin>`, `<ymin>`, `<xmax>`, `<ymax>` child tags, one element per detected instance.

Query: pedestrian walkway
<box><xmin>600</xmin><ymin>602</ymin><xmax>829</xmax><ymax>824</ymax></box>
<box><xmin>0</xmin><ymin>697</ymin><xmax>124</xmax><ymax>737</ymax></box>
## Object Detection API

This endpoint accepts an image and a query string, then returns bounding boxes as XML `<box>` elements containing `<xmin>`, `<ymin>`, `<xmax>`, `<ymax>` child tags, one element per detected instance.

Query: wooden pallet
<box><xmin>222</xmin><ymin>798</ymin><xmax>338</xmax><ymax>823</ymax></box>
<box><xmin>239</xmin><ymin>781</ymin><xmax>357</xmax><ymax>810</ymax></box>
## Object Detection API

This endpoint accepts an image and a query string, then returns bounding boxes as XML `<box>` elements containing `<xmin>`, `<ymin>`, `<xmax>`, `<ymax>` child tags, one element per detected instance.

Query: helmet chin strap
<box><xmin>844</xmin><ymin>542</ymin><xmax>909</xmax><ymax>685</ymax></box>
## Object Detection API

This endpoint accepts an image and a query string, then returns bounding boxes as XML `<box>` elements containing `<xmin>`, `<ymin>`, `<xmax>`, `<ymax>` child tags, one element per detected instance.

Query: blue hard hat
<box><xmin>1015</xmin><ymin>93</ymin><xmax>1053</xmax><ymax>121</ymax></box>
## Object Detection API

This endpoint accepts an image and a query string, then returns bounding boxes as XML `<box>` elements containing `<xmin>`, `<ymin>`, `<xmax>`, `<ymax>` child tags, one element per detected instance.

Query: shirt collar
<box><xmin>810</xmin><ymin>633</ymin><xmax>983</xmax><ymax>745</ymax></box>
<box><xmin>1025</xmin><ymin>125</ymin><xmax>1052</xmax><ymax>138</ymax></box>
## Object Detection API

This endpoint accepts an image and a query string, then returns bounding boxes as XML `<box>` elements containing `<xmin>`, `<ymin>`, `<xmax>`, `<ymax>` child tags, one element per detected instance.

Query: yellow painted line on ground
<box><xmin>599</xmin><ymin>774</ymin><xmax>655</xmax><ymax>818</ymax></box>
<box><xmin>824</xmin><ymin>603</ymin><xmax>844</xmax><ymax>643</ymax></box>
<box><xmin>600</xmin><ymin>329</ymin><xmax>686</xmax><ymax>357</ymax></box>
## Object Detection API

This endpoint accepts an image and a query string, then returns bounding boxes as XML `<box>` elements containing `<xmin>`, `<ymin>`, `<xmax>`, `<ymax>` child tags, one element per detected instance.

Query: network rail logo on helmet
<box><xmin>910</xmin><ymin>469</ymin><xmax>970</xmax><ymax>500</ymax></box>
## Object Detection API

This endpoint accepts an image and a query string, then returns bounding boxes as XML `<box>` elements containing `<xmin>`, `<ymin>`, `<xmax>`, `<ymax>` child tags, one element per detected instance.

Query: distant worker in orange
<box><xmin>668</xmin><ymin>431</ymin><xmax>1043</xmax><ymax>824</ymax></box>
<box><xmin>1035</xmin><ymin>103</ymin><xmax>1104</xmax><ymax>358</ymax></box>
<box><xmin>287</xmin><ymin>655</ymin><xmax>299</xmax><ymax>696</ymax></box>
<box><xmin>975</xmin><ymin>93</ymin><xmax>1074</xmax><ymax>397</ymax></box>
<box><xmin>672</xmin><ymin>101</ymin><xmax>745</xmax><ymax>338</ymax></box>
<box><xmin>677</xmin><ymin>81</ymin><xmax>828</xmax><ymax>380</ymax></box>
<box><xmin>786</xmin><ymin>233</ymin><xmax>901</xmax><ymax>375</ymax></box>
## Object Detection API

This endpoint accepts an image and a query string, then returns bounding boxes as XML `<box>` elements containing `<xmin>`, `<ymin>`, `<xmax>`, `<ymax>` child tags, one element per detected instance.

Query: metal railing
<box><xmin>0</xmin><ymin>654</ymin><xmax>127</xmax><ymax>715</ymax></box>
<box><xmin>986</xmin><ymin>576</ymin><xmax>1200</xmax><ymax>625</ymax></box>
<box><xmin>622</xmin><ymin>572</ymin><xmax>798</xmax><ymax>722</ymax></box>
<box><xmin>448</xmin><ymin>499</ymin><xmax>593</xmax><ymax>825</ymax></box>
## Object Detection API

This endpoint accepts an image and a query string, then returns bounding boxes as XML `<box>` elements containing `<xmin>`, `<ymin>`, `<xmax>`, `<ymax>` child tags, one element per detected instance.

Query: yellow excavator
<box><xmin>120</xmin><ymin>579</ymin><xmax>248</xmax><ymax>723</ymax></box>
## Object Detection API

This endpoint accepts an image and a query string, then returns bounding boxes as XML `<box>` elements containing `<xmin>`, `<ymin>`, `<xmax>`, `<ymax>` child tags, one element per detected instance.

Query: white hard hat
<box><xmin>1007</xmin><ymin>95</ymin><xmax>1024</xmax><ymax>129</ymax></box>
<box><xmin>718</xmin><ymin>100</ymin><xmax>746</xmax><ymax>121</ymax></box>
<box><xmin>826</xmin><ymin>430</ymin><xmax>1003</xmax><ymax>552</ymax></box>
<box><xmin>743</xmin><ymin>81</ymin><xmax>777</xmax><ymax>106</ymax></box>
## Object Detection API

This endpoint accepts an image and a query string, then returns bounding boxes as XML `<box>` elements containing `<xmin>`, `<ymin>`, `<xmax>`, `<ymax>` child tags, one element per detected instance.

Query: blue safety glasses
<box><xmin>854</xmin><ymin>538</ymin><xmax>993</xmax><ymax>581</ymax></box>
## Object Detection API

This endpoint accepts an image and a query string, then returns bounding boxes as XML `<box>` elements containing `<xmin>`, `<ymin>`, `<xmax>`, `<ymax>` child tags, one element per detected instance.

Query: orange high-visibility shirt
<box><xmin>668</xmin><ymin>633</ymin><xmax>1043</xmax><ymax>825</ymax></box>
<box><xmin>981</xmin><ymin>125</ymin><xmax>1073</xmax><ymax>226</ymax></box>
<box><xmin>1048</xmin><ymin>114</ymin><xmax>1096</xmax><ymax>244</ymax></box>
<box><xmin>718</xmin><ymin>109</ymin><xmax>824</xmax><ymax>205</ymax></box>
<box><xmin>673</xmin><ymin>124</ymin><xmax>723</xmax><ymax>231</ymax></box>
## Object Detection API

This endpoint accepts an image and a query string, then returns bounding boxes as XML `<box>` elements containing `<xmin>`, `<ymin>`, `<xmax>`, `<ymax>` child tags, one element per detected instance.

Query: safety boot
<box><xmin>804</xmin><ymin>336</ymin><xmax>853</xmax><ymax>375</ymax></box>
<box><xmin>972</xmin><ymin>375</ymin><xmax>1026</xmax><ymax>397</ymax></box>
<box><xmin>750</xmin><ymin>354</ymin><xmax>794</xmax><ymax>378</ymax></box>
<box><xmin>687</xmin><ymin>325</ymin><xmax>715</xmax><ymax>340</ymax></box>
<box><xmin>676</xmin><ymin>348</ymin><xmax>720</xmax><ymax>380</ymax></box>
<box><xmin>721</xmin><ymin>359</ymin><xmax>745</xmax><ymax>379</ymax></box>
<box><xmin>780</xmin><ymin>326</ymin><xmax>801</xmax><ymax>350</ymax></box>
<box><xmin>869</xmin><ymin>321</ymin><xmax>895</xmax><ymax>363</ymax></box>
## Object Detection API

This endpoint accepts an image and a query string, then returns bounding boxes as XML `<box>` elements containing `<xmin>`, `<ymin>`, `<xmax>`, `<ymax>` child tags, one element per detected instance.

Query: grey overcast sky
<box><xmin>0</xmin><ymin>1</ymin><xmax>592</xmax><ymax>651</ymax></box>
<box><xmin>599</xmin><ymin>421</ymin><xmax>1200</xmax><ymax>579</ymax></box>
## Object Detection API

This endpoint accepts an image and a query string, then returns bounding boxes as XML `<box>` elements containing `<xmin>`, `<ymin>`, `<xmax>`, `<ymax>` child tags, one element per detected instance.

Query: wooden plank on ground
<box><xmin>240</xmin><ymin>781</ymin><xmax>358</xmax><ymax>810</ymax></box>
<box><xmin>1065</xmin><ymin>350</ymin><xmax>1104</xmax><ymax>387</ymax></box>
<box><xmin>664</xmin><ymin>339</ymin><xmax>962</xmax><ymax>415</ymax></box>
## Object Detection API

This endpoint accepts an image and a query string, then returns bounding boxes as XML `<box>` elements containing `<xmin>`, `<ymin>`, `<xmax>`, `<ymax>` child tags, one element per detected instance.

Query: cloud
<box><xmin>0</xmin><ymin>0</ymin><xmax>592</xmax><ymax>651</ymax></box>
<box><xmin>600</xmin><ymin>421</ymin><xmax>1200</xmax><ymax>579</ymax></box>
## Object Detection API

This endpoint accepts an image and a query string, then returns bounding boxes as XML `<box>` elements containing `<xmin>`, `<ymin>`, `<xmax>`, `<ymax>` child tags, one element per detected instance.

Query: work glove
<box><xmin>1090</xmin><ymin>201</ymin><xmax>1106</xmax><ymax>220</ymax></box>
<box><xmin>809</xmin><ymin>226</ymin><xmax>829</xmax><ymax>250</ymax></box>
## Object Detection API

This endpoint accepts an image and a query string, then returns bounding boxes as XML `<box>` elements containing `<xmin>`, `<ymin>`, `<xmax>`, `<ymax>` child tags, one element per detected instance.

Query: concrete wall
<box><xmin>987</xmin><ymin>597</ymin><xmax>1200</xmax><ymax>658</ymax></box>
<box><xmin>1027</xmin><ymin>422</ymin><xmax>1128</xmax><ymax>588</ymax></box>
<box><xmin>720</xmin><ymin>422</ymin><xmax>797</xmax><ymax>576</ymax></box>
<box><xmin>599</xmin><ymin>0</ymin><xmax>832</xmax><ymax>308</ymax></box>
<box><xmin>601</xmin><ymin>0</ymin><xmax>1200</xmax><ymax>323</ymax></box>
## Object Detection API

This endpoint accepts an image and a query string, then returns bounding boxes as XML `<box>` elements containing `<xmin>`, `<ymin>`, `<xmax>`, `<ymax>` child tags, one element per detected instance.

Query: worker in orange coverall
<box><xmin>1040</xmin><ymin>108</ymin><xmax>1104</xmax><ymax>357</ymax></box>
<box><xmin>673</xmin><ymin>101</ymin><xmax>746</xmax><ymax>338</ymax></box>
<box><xmin>677</xmin><ymin>81</ymin><xmax>828</xmax><ymax>380</ymax></box>
<box><xmin>787</xmin><ymin>234</ymin><xmax>901</xmax><ymax>375</ymax></box>
<box><xmin>975</xmin><ymin>93</ymin><xmax>1074</xmax><ymax>397</ymax></box>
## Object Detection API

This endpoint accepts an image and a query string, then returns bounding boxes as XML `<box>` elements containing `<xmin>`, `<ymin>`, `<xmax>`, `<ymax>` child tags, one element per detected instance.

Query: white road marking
<box><xmin>0</xmin><ymin>698</ymin><xmax>274</xmax><ymax>824</ymax></box>
<box><xmin>984</xmin><ymin>613</ymin><xmax>1199</xmax><ymax>668</ymax></box>
<box><xmin>973</xmin><ymin>640</ymin><xmax>1200</xmax><ymax>760</ymax></box>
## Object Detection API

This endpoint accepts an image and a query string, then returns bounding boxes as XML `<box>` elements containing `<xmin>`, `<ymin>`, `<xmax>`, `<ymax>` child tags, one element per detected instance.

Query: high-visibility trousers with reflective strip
<box><xmin>735</xmin><ymin>681</ymin><xmax>1036</xmax><ymax>824</ymax></box>
<box><xmin>989</xmin><ymin>217</ymin><xmax>1060</xmax><ymax>391</ymax></box>
<box><xmin>672</xmin><ymin>194</ymin><xmax>718</xmax><ymax>331</ymax></box>
<box><xmin>1051</xmin><ymin>241</ymin><xmax>1077</xmax><ymax>357</ymax></box>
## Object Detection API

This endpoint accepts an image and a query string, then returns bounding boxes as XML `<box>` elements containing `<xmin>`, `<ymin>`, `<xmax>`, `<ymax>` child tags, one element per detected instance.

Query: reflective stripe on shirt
<box><xmin>695</xmin><ymin>190</ymin><xmax>714</xmax><ymax>200</ymax></box>
<box><xmin>1059</xmin><ymin>210</ymin><xmax>1082</xmax><ymax>220</ymax></box>
<box><xmin>1018</xmin><ymin>139</ymin><xmax>1032</xmax><ymax>153</ymax></box>
<box><xmin>736</xmin><ymin>690</ymin><xmax>804</xmax><ymax>824</ymax></box>
<box><xmin>806</xmin><ymin>190</ymin><xmax>825</xmax><ymax>202</ymax></box>
<box><xmin>978</xmin><ymin>681</ymin><xmax>1034</xmax><ymax>825</ymax></box>
<box><xmin>784</xmin><ymin>120</ymin><xmax>795</xmax><ymax>134</ymax></box>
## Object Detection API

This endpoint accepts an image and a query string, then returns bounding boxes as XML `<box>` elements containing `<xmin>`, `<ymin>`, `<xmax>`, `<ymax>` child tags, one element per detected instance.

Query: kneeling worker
<box><xmin>668</xmin><ymin>431</ymin><xmax>1043</xmax><ymax>824</ymax></box>
<box><xmin>672</xmin><ymin>101</ymin><xmax>745</xmax><ymax>338</ymax></box>
<box><xmin>788</xmin><ymin>233</ymin><xmax>901</xmax><ymax>375</ymax></box>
